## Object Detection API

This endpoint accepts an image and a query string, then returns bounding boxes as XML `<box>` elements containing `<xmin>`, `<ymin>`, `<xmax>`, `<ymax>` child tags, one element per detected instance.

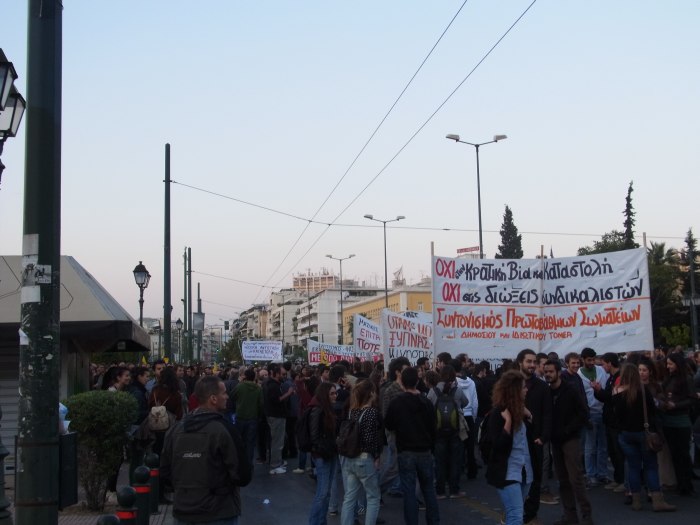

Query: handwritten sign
<box><xmin>431</xmin><ymin>248</ymin><xmax>653</xmax><ymax>358</ymax></box>
<box><xmin>307</xmin><ymin>340</ymin><xmax>355</xmax><ymax>365</ymax></box>
<box><xmin>242</xmin><ymin>340</ymin><xmax>283</xmax><ymax>362</ymax></box>
<box><xmin>381</xmin><ymin>309</ymin><xmax>433</xmax><ymax>366</ymax></box>
<box><xmin>353</xmin><ymin>314</ymin><xmax>382</xmax><ymax>354</ymax></box>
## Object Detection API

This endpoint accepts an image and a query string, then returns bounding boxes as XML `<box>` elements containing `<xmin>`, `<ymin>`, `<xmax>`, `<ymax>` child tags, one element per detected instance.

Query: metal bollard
<box><xmin>132</xmin><ymin>466</ymin><xmax>151</xmax><ymax>525</ymax></box>
<box><xmin>96</xmin><ymin>515</ymin><xmax>120</xmax><ymax>525</ymax></box>
<box><xmin>144</xmin><ymin>452</ymin><xmax>161</xmax><ymax>515</ymax></box>
<box><xmin>115</xmin><ymin>486</ymin><xmax>138</xmax><ymax>525</ymax></box>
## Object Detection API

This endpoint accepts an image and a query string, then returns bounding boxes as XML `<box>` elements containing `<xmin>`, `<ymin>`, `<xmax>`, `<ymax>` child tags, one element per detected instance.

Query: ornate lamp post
<box><xmin>133</xmin><ymin>261</ymin><xmax>151</xmax><ymax>327</ymax></box>
<box><xmin>175</xmin><ymin>318</ymin><xmax>183</xmax><ymax>362</ymax></box>
<box><xmin>446</xmin><ymin>133</ymin><xmax>507</xmax><ymax>259</ymax></box>
<box><xmin>0</xmin><ymin>48</ymin><xmax>27</xmax><ymax>188</ymax></box>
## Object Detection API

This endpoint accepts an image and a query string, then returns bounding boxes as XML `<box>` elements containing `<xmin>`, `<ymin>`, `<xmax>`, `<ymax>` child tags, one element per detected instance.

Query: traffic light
<box><xmin>224</xmin><ymin>320</ymin><xmax>230</xmax><ymax>330</ymax></box>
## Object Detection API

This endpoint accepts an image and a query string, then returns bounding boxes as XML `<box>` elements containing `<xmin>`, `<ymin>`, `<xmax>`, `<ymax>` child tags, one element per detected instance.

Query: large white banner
<box><xmin>353</xmin><ymin>314</ymin><xmax>382</xmax><ymax>353</ymax></box>
<box><xmin>431</xmin><ymin>248</ymin><xmax>653</xmax><ymax>358</ymax></box>
<box><xmin>307</xmin><ymin>340</ymin><xmax>354</xmax><ymax>365</ymax></box>
<box><xmin>381</xmin><ymin>309</ymin><xmax>433</xmax><ymax>366</ymax></box>
<box><xmin>242</xmin><ymin>340</ymin><xmax>283</xmax><ymax>362</ymax></box>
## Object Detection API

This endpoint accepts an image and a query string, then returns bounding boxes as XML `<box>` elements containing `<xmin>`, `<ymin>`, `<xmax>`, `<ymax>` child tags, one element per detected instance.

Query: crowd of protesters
<box><xmin>86</xmin><ymin>346</ymin><xmax>700</xmax><ymax>525</ymax></box>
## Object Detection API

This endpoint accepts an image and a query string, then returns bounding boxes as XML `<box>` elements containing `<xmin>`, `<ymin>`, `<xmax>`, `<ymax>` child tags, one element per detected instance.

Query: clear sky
<box><xmin>1</xmin><ymin>1</ymin><xmax>698</xmax><ymax>324</ymax></box>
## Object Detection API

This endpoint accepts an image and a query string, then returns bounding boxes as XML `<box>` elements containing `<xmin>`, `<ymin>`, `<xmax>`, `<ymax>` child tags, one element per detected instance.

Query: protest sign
<box><xmin>381</xmin><ymin>309</ymin><xmax>433</xmax><ymax>366</ymax></box>
<box><xmin>353</xmin><ymin>314</ymin><xmax>382</xmax><ymax>354</ymax></box>
<box><xmin>242</xmin><ymin>340</ymin><xmax>283</xmax><ymax>362</ymax></box>
<box><xmin>307</xmin><ymin>340</ymin><xmax>355</xmax><ymax>365</ymax></box>
<box><xmin>431</xmin><ymin>247</ymin><xmax>653</xmax><ymax>358</ymax></box>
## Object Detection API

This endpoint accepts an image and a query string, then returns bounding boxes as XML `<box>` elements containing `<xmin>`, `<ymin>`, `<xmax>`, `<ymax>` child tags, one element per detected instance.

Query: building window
<box><xmin>417</xmin><ymin>302</ymin><xmax>423</xmax><ymax>311</ymax></box>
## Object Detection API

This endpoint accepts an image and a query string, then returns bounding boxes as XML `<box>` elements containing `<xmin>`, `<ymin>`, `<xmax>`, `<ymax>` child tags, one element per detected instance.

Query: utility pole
<box><xmin>197</xmin><ymin>282</ymin><xmax>202</xmax><ymax>361</ymax></box>
<box><xmin>163</xmin><ymin>144</ymin><xmax>172</xmax><ymax>360</ymax></box>
<box><xmin>182</xmin><ymin>247</ymin><xmax>188</xmax><ymax>362</ymax></box>
<box><xmin>17</xmin><ymin>2</ymin><xmax>63</xmax><ymax>523</ymax></box>
<box><xmin>188</xmin><ymin>248</ymin><xmax>193</xmax><ymax>362</ymax></box>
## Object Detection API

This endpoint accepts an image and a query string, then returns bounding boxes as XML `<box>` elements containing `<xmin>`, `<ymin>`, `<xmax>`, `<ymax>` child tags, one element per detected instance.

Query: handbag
<box><xmin>641</xmin><ymin>383</ymin><xmax>664</xmax><ymax>452</ymax></box>
<box><xmin>148</xmin><ymin>395</ymin><xmax>172</xmax><ymax>432</ymax></box>
<box><xmin>457</xmin><ymin>411</ymin><xmax>469</xmax><ymax>442</ymax></box>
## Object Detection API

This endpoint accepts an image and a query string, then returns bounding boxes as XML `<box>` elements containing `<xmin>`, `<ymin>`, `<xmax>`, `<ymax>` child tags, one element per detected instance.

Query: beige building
<box><xmin>341</xmin><ymin>280</ymin><xmax>432</xmax><ymax>344</ymax></box>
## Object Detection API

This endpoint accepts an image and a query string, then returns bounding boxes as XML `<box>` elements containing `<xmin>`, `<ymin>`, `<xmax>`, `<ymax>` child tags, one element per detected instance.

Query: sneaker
<box><xmin>613</xmin><ymin>483</ymin><xmax>627</xmax><ymax>493</ymax></box>
<box><xmin>292</xmin><ymin>468</ymin><xmax>304</xmax><ymax>474</ymax></box>
<box><xmin>269</xmin><ymin>466</ymin><xmax>287</xmax><ymax>474</ymax></box>
<box><xmin>586</xmin><ymin>478</ymin><xmax>601</xmax><ymax>488</ymax></box>
<box><xmin>328</xmin><ymin>510</ymin><xmax>339</xmax><ymax>516</ymax></box>
<box><xmin>540</xmin><ymin>492</ymin><xmax>559</xmax><ymax>505</ymax></box>
<box><xmin>604</xmin><ymin>480</ymin><xmax>619</xmax><ymax>490</ymax></box>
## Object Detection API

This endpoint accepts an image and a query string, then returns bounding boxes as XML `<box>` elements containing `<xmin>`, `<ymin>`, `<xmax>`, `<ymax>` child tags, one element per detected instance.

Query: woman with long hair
<box><xmin>339</xmin><ymin>379</ymin><xmax>382</xmax><ymax>525</ymax></box>
<box><xmin>308</xmin><ymin>382</ymin><xmax>339</xmax><ymax>525</ymax></box>
<box><xmin>427</xmin><ymin>364</ymin><xmax>469</xmax><ymax>498</ymax></box>
<box><xmin>485</xmin><ymin>370</ymin><xmax>533</xmax><ymax>525</ymax></box>
<box><xmin>613</xmin><ymin>363</ymin><xmax>675</xmax><ymax>511</ymax></box>
<box><xmin>660</xmin><ymin>353</ymin><xmax>697</xmax><ymax>495</ymax></box>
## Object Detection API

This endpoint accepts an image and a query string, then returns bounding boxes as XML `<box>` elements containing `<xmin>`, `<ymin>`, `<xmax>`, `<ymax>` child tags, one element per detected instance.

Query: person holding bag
<box><xmin>612</xmin><ymin>363</ymin><xmax>675</xmax><ymax>512</ymax></box>
<box><xmin>339</xmin><ymin>379</ymin><xmax>383</xmax><ymax>525</ymax></box>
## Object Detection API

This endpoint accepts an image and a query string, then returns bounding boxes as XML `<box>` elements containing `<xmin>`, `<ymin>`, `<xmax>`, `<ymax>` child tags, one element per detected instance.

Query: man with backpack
<box><xmin>161</xmin><ymin>375</ymin><xmax>251</xmax><ymax>525</ymax></box>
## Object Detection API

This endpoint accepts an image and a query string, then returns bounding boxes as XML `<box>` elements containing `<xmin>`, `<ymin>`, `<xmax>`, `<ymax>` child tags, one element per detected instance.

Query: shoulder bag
<box><xmin>641</xmin><ymin>383</ymin><xmax>664</xmax><ymax>452</ymax></box>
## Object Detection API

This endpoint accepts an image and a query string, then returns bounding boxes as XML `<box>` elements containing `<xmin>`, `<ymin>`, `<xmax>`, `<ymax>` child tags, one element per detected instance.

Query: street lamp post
<box><xmin>175</xmin><ymin>318</ymin><xmax>183</xmax><ymax>362</ymax></box>
<box><xmin>446</xmin><ymin>133</ymin><xmax>507</xmax><ymax>259</ymax></box>
<box><xmin>364</xmin><ymin>214</ymin><xmax>405</xmax><ymax>308</ymax></box>
<box><xmin>326</xmin><ymin>254</ymin><xmax>355</xmax><ymax>344</ymax></box>
<box><xmin>133</xmin><ymin>261</ymin><xmax>151</xmax><ymax>327</ymax></box>
<box><xmin>0</xmin><ymin>48</ymin><xmax>26</xmax><ymax>189</ymax></box>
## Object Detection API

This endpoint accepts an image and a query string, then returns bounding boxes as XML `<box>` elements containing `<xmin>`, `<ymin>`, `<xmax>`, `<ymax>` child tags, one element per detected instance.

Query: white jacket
<box><xmin>456</xmin><ymin>376</ymin><xmax>478</xmax><ymax>418</ymax></box>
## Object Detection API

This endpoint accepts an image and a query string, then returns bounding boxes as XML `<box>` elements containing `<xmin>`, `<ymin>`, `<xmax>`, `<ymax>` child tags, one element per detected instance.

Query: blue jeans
<box><xmin>583</xmin><ymin>413</ymin><xmax>608</xmax><ymax>480</ymax></box>
<box><xmin>174</xmin><ymin>518</ymin><xmax>238</xmax><ymax>525</ymax></box>
<box><xmin>340</xmin><ymin>454</ymin><xmax>380</xmax><ymax>525</ymax></box>
<box><xmin>308</xmin><ymin>455</ymin><xmax>338</xmax><ymax>525</ymax></box>
<box><xmin>329</xmin><ymin>454</ymin><xmax>344</xmax><ymax>512</ymax></box>
<box><xmin>618</xmin><ymin>431</ymin><xmax>660</xmax><ymax>493</ymax></box>
<box><xmin>497</xmin><ymin>481</ymin><xmax>531</xmax><ymax>525</ymax></box>
<box><xmin>434</xmin><ymin>433</ymin><xmax>463</xmax><ymax>495</ymax></box>
<box><xmin>397</xmin><ymin>451</ymin><xmax>439</xmax><ymax>525</ymax></box>
<box><xmin>379</xmin><ymin>431</ymin><xmax>401</xmax><ymax>494</ymax></box>
<box><xmin>235</xmin><ymin>418</ymin><xmax>258</xmax><ymax>468</ymax></box>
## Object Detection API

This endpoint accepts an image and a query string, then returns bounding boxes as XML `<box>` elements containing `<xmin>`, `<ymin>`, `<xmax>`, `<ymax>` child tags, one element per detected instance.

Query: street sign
<box><xmin>457</xmin><ymin>246</ymin><xmax>479</xmax><ymax>254</ymax></box>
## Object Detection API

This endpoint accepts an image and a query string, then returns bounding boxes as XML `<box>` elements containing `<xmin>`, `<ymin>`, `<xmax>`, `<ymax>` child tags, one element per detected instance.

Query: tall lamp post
<box><xmin>364</xmin><ymin>214</ymin><xmax>404</xmax><ymax>308</ymax></box>
<box><xmin>326</xmin><ymin>254</ymin><xmax>355</xmax><ymax>344</ymax></box>
<box><xmin>0</xmin><ymin>49</ymin><xmax>26</xmax><ymax>189</ymax></box>
<box><xmin>133</xmin><ymin>261</ymin><xmax>151</xmax><ymax>327</ymax></box>
<box><xmin>446</xmin><ymin>133</ymin><xmax>507</xmax><ymax>259</ymax></box>
<box><xmin>175</xmin><ymin>318</ymin><xmax>183</xmax><ymax>362</ymax></box>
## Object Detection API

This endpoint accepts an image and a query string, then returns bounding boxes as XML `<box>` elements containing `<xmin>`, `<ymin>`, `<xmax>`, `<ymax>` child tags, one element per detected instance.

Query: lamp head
<box><xmin>349</xmin><ymin>254</ymin><xmax>356</xmax><ymax>259</ymax></box>
<box><xmin>494</xmin><ymin>134</ymin><xmax>508</xmax><ymax>141</ymax></box>
<box><xmin>446</xmin><ymin>134</ymin><xmax>460</xmax><ymax>141</ymax></box>
<box><xmin>133</xmin><ymin>261</ymin><xmax>151</xmax><ymax>289</ymax></box>
<box><xmin>175</xmin><ymin>318</ymin><xmax>183</xmax><ymax>330</ymax></box>
<box><xmin>326</xmin><ymin>254</ymin><xmax>333</xmax><ymax>259</ymax></box>
<box><xmin>363</xmin><ymin>214</ymin><xmax>374</xmax><ymax>220</ymax></box>
<box><xmin>396</xmin><ymin>215</ymin><xmax>406</xmax><ymax>221</ymax></box>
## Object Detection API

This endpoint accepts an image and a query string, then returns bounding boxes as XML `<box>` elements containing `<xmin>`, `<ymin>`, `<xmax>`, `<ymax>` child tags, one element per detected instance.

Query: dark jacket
<box><xmin>550</xmin><ymin>380</ymin><xmax>588</xmax><ymax>444</ymax></box>
<box><xmin>384</xmin><ymin>392</ymin><xmax>435</xmax><ymax>453</ymax></box>
<box><xmin>308</xmin><ymin>397</ymin><xmax>337</xmax><ymax>460</ymax></box>
<box><xmin>485</xmin><ymin>409</ymin><xmax>533</xmax><ymax>488</ymax></box>
<box><xmin>263</xmin><ymin>377</ymin><xmax>286</xmax><ymax>418</ymax></box>
<box><xmin>594</xmin><ymin>369</ymin><xmax>620</xmax><ymax>428</ymax></box>
<box><xmin>612</xmin><ymin>388</ymin><xmax>658</xmax><ymax>433</ymax></box>
<box><xmin>524</xmin><ymin>376</ymin><xmax>551</xmax><ymax>443</ymax></box>
<box><xmin>160</xmin><ymin>409</ymin><xmax>241</xmax><ymax>522</ymax></box>
<box><xmin>232</xmin><ymin>380</ymin><xmax>263</xmax><ymax>421</ymax></box>
<box><xmin>127</xmin><ymin>381</ymin><xmax>149</xmax><ymax>425</ymax></box>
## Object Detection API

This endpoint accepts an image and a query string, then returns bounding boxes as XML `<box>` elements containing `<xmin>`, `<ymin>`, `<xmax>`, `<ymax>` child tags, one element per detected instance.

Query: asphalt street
<box><xmin>239</xmin><ymin>461</ymin><xmax>700</xmax><ymax>525</ymax></box>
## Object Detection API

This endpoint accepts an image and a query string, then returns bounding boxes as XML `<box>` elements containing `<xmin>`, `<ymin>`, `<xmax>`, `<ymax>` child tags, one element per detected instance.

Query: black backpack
<box><xmin>433</xmin><ymin>387</ymin><xmax>459</xmax><ymax>437</ymax></box>
<box><xmin>296</xmin><ymin>406</ymin><xmax>314</xmax><ymax>453</ymax></box>
<box><xmin>220</xmin><ymin>416</ymin><xmax>252</xmax><ymax>487</ymax></box>
<box><xmin>337</xmin><ymin>409</ymin><xmax>367</xmax><ymax>458</ymax></box>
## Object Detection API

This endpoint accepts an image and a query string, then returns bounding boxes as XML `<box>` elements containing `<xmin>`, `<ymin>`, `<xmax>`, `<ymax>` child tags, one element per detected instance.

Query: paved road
<box><xmin>237</xmin><ymin>461</ymin><xmax>700</xmax><ymax>525</ymax></box>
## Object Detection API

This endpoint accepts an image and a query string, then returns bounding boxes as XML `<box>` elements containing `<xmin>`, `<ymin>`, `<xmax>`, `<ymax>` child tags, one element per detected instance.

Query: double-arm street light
<box><xmin>0</xmin><ymin>48</ymin><xmax>27</xmax><ymax>188</ymax></box>
<box><xmin>326</xmin><ymin>254</ymin><xmax>355</xmax><ymax>344</ymax></box>
<box><xmin>364</xmin><ymin>214</ymin><xmax>405</xmax><ymax>308</ymax></box>
<box><xmin>133</xmin><ymin>261</ymin><xmax>151</xmax><ymax>327</ymax></box>
<box><xmin>446</xmin><ymin>133</ymin><xmax>507</xmax><ymax>259</ymax></box>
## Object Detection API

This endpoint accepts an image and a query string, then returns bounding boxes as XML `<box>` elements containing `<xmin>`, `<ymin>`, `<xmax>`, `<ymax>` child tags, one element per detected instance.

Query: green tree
<box><xmin>578</xmin><ymin>182</ymin><xmax>639</xmax><ymax>255</ymax></box>
<box><xmin>220</xmin><ymin>337</ymin><xmax>243</xmax><ymax>364</ymax></box>
<box><xmin>623</xmin><ymin>181</ymin><xmax>638</xmax><ymax>249</ymax></box>
<box><xmin>495</xmin><ymin>205</ymin><xmax>523</xmax><ymax>259</ymax></box>
<box><xmin>681</xmin><ymin>228</ymin><xmax>700</xmax><ymax>347</ymax></box>
<box><xmin>659</xmin><ymin>325</ymin><xmax>690</xmax><ymax>348</ymax></box>
<box><xmin>647</xmin><ymin>242</ymin><xmax>684</xmax><ymax>344</ymax></box>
